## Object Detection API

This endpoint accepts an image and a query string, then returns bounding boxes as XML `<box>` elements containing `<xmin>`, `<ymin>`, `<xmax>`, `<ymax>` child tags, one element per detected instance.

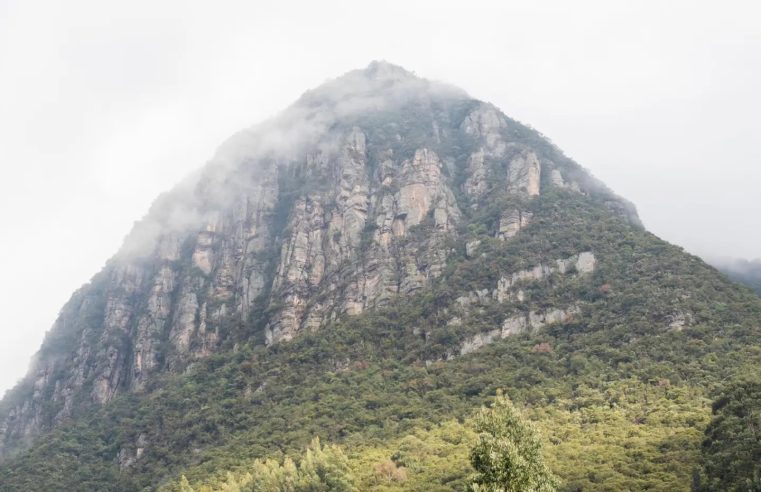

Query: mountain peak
<box><xmin>362</xmin><ymin>59</ymin><xmax>418</xmax><ymax>80</ymax></box>
<box><xmin>294</xmin><ymin>60</ymin><xmax>467</xmax><ymax>111</ymax></box>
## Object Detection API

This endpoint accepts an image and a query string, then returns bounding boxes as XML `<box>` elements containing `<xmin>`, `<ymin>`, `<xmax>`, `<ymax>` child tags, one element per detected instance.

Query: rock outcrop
<box><xmin>460</xmin><ymin>103</ymin><xmax>509</xmax><ymax>199</ymax></box>
<box><xmin>264</xmin><ymin>140</ymin><xmax>461</xmax><ymax>344</ymax></box>
<box><xmin>452</xmin><ymin>252</ymin><xmax>595</xmax><ymax>356</ymax></box>
<box><xmin>459</xmin><ymin>305</ymin><xmax>581</xmax><ymax>356</ymax></box>
<box><xmin>454</xmin><ymin>252</ymin><xmax>596</xmax><ymax>309</ymax></box>
<box><xmin>506</xmin><ymin>147</ymin><xmax>541</xmax><ymax>197</ymax></box>
<box><xmin>497</xmin><ymin>209</ymin><xmax>533</xmax><ymax>240</ymax></box>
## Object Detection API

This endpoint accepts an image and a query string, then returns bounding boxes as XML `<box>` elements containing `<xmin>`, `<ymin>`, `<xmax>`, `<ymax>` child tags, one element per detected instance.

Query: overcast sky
<box><xmin>1</xmin><ymin>0</ymin><xmax>759</xmax><ymax>396</ymax></box>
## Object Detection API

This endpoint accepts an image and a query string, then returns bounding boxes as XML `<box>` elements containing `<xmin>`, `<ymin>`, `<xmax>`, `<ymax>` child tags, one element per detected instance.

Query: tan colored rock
<box><xmin>494</xmin><ymin>252</ymin><xmax>596</xmax><ymax>302</ymax></box>
<box><xmin>463</xmin><ymin>149</ymin><xmax>488</xmax><ymax>197</ymax></box>
<box><xmin>460</xmin><ymin>104</ymin><xmax>513</xmax><ymax>199</ymax></box>
<box><xmin>191</xmin><ymin>230</ymin><xmax>215</xmax><ymax>275</ymax></box>
<box><xmin>460</xmin><ymin>103</ymin><xmax>508</xmax><ymax>156</ymax></box>
<box><xmin>396</xmin><ymin>149</ymin><xmax>451</xmax><ymax>227</ymax></box>
<box><xmin>465</xmin><ymin>239</ymin><xmax>481</xmax><ymax>258</ymax></box>
<box><xmin>497</xmin><ymin>209</ymin><xmax>532</xmax><ymax>240</ymax></box>
<box><xmin>550</xmin><ymin>169</ymin><xmax>565</xmax><ymax>188</ymax></box>
<box><xmin>668</xmin><ymin>312</ymin><xmax>693</xmax><ymax>331</ymax></box>
<box><xmin>507</xmin><ymin>149</ymin><xmax>541</xmax><ymax>197</ymax></box>
<box><xmin>131</xmin><ymin>266</ymin><xmax>175</xmax><ymax>387</ymax></box>
<box><xmin>460</xmin><ymin>329</ymin><xmax>502</xmax><ymax>355</ymax></box>
<box><xmin>550</xmin><ymin>168</ymin><xmax>581</xmax><ymax>192</ymax></box>
<box><xmin>576</xmin><ymin>252</ymin><xmax>597</xmax><ymax>273</ymax></box>
<box><xmin>501</xmin><ymin>315</ymin><xmax>529</xmax><ymax>336</ymax></box>
<box><xmin>458</xmin><ymin>305</ymin><xmax>580</xmax><ymax>356</ymax></box>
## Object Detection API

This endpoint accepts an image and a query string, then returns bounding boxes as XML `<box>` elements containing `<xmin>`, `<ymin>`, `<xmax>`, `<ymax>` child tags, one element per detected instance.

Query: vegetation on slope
<box><xmin>164</xmin><ymin>393</ymin><xmax>561</xmax><ymax>492</ymax></box>
<box><xmin>700</xmin><ymin>378</ymin><xmax>761</xmax><ymax>491</ymax></box>
<box><xmin>173</xmin><ymin>437</ymin><xmax>358</xmax><ymax>492</ymax></box>
<box><xmin>1</xmin><ymin>191</ymin><xmax>760</xmax><ymax>491</ymax></box>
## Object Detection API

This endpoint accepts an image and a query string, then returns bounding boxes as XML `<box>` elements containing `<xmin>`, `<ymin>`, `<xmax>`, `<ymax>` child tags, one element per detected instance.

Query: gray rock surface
<box><xmin>459</xmin><ymin>305</ymin><xmax>581</xmax><ymax>355</ymax></box>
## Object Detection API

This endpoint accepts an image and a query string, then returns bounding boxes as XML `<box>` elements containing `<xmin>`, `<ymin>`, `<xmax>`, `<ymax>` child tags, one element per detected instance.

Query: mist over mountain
<box><xmin>1</xmin><ymin>62</ymin><xmax>760</xmax><ymax>491</ymax></box>
<box><xmin>708</xmin><ymin>257</ymin><xmax>761</xmax><ymax>295</ymax></box>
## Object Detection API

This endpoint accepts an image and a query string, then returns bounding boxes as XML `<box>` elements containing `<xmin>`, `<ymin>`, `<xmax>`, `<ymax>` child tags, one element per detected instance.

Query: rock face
<box><xmin>507</xmin><ymin>147</ymin><xmax>541</xmax><ymax>196</ymax></box>
<box><xmin>497</xmin><ymin>209</ymin><xmax>533</xmax><ymax>240</ymax></box>
<box><xmin>452</xmin><ymin>252</ymin><xmax>596</xmax><ymax>316</ymax></box>
<box><xmin>264</xmin><ymin>140</ymin><xmax>461</xmax><ymax>344</ymax></box>
<box><xmin>460</xmin><ymin>103</ymin><xmax>509</xmax><ymax>199</ymax></box>
<box><xmin>459</xmin><ymin>305</ymin><xmax>580</xmax><ymax>356</ymax></box>
<box><xmin>0</xmin><ymin>61</ymin><xmax>638</xmax><ymax>459</ymax></box>
<box><xmin>494</xmin><ymin>251</ymin><xmax>596</xmax><ymax>302</ymax></box>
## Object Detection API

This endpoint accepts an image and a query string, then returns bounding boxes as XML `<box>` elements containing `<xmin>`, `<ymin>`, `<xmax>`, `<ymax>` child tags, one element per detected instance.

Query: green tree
<box><xmin>296</xmin><ymin>437</ymin><xmax>356</xmax><ymax>491</ymax></box>
<box><xmin>248</xmin><ymin>457</ymin><xmax>298</xmax><ymax>491</ymax></box>
<box><xmin>199</xmin><ymin>438</ymin><xmax>357</xmax><ymax>492</ymax></box>
<box><xmin>178</xmin><ymin>475</ymin><xmax>195</xmax><ymax>492</ymax></box>
<box><xmin>702</xmin><ymin>378</ymin><xmax>761</xmax><ymax>491</ymax></box>
<box><xmin>469</xmin><ymin>393</ymin><xmax>558</xmax><ymax>492</ymax></box>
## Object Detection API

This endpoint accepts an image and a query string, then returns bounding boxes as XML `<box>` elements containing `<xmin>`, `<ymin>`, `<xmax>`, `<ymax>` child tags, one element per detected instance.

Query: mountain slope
<box><xmin>1</xmin><ymin>62</ymin><xmax>760</xmax><ymax>491</ymax></box>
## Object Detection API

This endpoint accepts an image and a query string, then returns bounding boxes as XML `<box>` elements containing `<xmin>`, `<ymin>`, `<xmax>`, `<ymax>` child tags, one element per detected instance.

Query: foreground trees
<box><xmin>469</xmin><ymin>394</ymin><xmax>558</xmax><ymax>492</ymax></box>
<box><xmin>176</xmin><ymin>438</ymin><xmax>356</xmax><ymax>492</ymax></box>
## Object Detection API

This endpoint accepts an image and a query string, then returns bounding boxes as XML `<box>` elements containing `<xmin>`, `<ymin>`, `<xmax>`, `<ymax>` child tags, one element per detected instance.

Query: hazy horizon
<box><xmin>1</xmin><ymin>0</ymin><xmax>759</xmax><ymax>396</ymax></box>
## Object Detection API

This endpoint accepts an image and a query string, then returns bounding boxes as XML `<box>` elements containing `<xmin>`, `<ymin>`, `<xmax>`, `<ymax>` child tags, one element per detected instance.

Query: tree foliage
<box><xmin>701</xmin><ymin>377</ymin><xmax>761</xmax><ymax>491</ymax></box>
<box><xmin>166</xmin><ymin>438</ymin><xmax>356</xmax><ymax>492</ymax></box>
<box><xmin>469</xmin><ymin>394</ymin><xmax>558</xmax><ymax>492</ymax></box>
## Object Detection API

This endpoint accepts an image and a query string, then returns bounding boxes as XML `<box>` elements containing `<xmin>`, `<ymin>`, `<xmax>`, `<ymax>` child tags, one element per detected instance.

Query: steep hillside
<box><xmin>1</xmin><ymin>62</ymin><xmax>760</xmax><ymax>491</ymax></box>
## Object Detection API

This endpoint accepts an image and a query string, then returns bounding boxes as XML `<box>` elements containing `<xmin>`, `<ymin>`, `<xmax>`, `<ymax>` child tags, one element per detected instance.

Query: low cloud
<box><xmin>115</xmin><ymin>61</ymin><xmax>468</xmax><ymax>259</ymax></box>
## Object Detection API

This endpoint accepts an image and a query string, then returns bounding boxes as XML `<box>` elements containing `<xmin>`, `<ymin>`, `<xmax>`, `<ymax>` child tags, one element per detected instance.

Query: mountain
<box><xmin>1</xmin><ymin>61</ymin><xmax>760</xmax><ymax>491</ymax></box>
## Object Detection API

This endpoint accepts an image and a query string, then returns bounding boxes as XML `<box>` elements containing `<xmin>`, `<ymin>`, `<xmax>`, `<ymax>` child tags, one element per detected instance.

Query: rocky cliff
<box><xmin>0</xmin><ymin>61</ymin><xmax>640</xmax><ymax>459</ymax></box>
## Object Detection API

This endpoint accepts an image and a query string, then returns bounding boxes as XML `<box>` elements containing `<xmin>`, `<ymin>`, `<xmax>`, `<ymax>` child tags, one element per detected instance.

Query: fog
<box><xmin>118</xmin><ymin>62</ymin><xmax>465</xmax><ymax>258</ymax></box>
<box><xmin>1</xmin><ymin>0</ymin><xmax>759</xmax><ymax>396</ymax></box>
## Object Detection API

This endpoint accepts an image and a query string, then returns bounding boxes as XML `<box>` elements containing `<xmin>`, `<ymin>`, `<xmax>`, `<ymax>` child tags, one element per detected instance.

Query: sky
<box><xmin>0</xmin><ymin>0</ymin><xmax>759</xmax><ymax>396</ymax></box>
